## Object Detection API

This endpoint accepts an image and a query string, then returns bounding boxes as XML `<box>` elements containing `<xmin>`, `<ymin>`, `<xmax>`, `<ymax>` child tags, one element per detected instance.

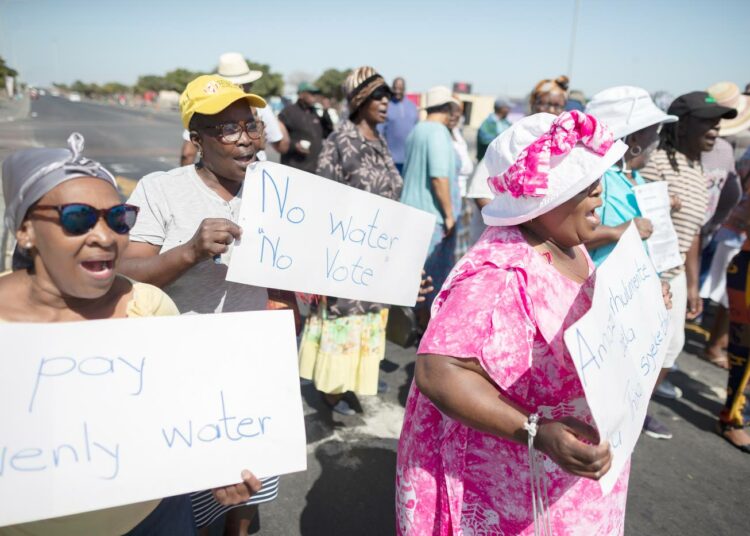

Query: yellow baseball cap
<box><xmin>179</xmin><ymin>74</ymin><xmax>266</xmax><ymax>129</ymax></box>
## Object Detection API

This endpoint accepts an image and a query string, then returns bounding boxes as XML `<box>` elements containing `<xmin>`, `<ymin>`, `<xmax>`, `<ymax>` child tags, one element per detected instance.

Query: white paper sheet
<box><xmin>564</xmin><ymin>224</ymin><xmax>671</xmax><ymax>495</ymax></box>
<box><xmin>226</xmin><ymin>161</ymin><xmax>436</xmax><ymax>306</ymax></box>
<box><xmin>633</xmin><ymin>181</ymin><xmax>682</xmax><ymax>273</ymax></box>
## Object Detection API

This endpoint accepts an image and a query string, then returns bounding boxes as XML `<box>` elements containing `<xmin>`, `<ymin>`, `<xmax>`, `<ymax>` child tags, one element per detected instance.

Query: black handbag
<box><xmin>386</xmin><ymin>306</ymin><xmax>421</xmax><ymax>348</ymax></box>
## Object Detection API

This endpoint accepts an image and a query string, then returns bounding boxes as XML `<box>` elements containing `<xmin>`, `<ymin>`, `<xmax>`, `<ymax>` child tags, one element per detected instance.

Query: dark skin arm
<box><xmin>180</xmin><ymin>140</ymin><xmax>198</xmax><ymax>166</ymax></box>
<box><xmin>584</xmin><ymin>217</ymin><xmax>653</xmax><ymax>250</ymax></box>
<box><xmin>416</xmin><ymin>354</ymin><xmax>612</xmax><ymax>480</ymax></box>
<box><xmin>685</xmin><ymin>232</ymin><xmax>702</xmax><ymax>320</ymax></box>
<box><xmin>271</xmin><ymin>121</ymin><xmax>290</xmax><ymax>155</ymax></box>
<box><xmin>431</xmin><ymin>177</ymin><xmax>455</xmax><ymax>235</ymax></box>
<box><xmin>474</xmin><ymin>197</ymin><xmax>492</xmax><ymax>210</ymax></box>
<box><xmin>119</xmin><ymin>218</ymin><xmax>241</xmax><ymax>288</ymax></box>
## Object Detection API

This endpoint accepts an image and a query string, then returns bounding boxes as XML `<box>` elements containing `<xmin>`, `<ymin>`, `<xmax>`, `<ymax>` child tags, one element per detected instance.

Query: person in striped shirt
<box><xmin>640</xmin><ymin>91</ymin><xmax>737</xmax><ymax>439</ymax></box>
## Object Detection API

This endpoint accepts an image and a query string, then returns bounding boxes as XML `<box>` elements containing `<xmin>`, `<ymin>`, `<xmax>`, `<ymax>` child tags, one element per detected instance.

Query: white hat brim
<box><xmin>420</xmin><ymin>96</ymin><xmax>461</xmax><ymax>110</ymax></box>
<box><xmin>482</xmin><ymin>139</ymin><xmax>628</xmax><ymax>226</ymax></box>
<box><xmin>222</xmin><ymin>70</ymin><xmax>263</xmax><ymax>85</ymax></box>
<box><xmin>614</xmin><ymin>111</ymin><xmax>678</xmax><ymax>139</ymax></box>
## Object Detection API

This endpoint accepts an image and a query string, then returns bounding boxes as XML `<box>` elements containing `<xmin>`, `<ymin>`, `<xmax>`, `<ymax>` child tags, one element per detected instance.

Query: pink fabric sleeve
<box><xmin>417</xmin><ymin>266</ymin><xmax>537</xmax><ymax>391</ymax></box>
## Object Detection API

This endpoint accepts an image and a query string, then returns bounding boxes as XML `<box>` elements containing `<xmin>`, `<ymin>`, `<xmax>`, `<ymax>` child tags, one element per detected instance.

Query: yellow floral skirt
<box><xmin>299</xmin><ymin>309</ymin><xmax>389</xmax><ymax>396</ymax></box>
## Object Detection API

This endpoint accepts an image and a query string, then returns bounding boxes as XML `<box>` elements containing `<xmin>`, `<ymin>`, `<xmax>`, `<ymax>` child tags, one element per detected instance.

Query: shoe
<box><xmin>715</xmin><ymin>421</ymin><xmax>750</xmax><ymax>454</ymax></box>
<box><xmin>378</xmin><ymin>380</ymin><xmax>389</xmax><ymax>394</ymax></box>
<box><xmin>654</xmin><ymin>380</ymin><xmax>683</xmax><ymax>400</ymax></box>
<box><xmin>643</xmin><ymin>415</ymin><xmax>673</xmax><ymax>439</ymax></box>
<box><xmin>323</xmin><ymin>395</ymin><xmax>356</xmax><ymax>416</ymax></box>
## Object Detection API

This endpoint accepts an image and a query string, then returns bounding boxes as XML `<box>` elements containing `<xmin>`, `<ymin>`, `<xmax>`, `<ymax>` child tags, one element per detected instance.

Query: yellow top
<box><xmin>0</xmin><ymin>281</ymin><xmax>179</xmax><ymax>536</ymax></box>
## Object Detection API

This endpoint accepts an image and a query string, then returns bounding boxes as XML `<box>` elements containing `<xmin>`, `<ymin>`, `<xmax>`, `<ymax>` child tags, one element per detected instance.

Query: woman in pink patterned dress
<box><xmin>396</xmin><ymin>111</ymin><xmax>633</xmax><ymax>535</ymax></box>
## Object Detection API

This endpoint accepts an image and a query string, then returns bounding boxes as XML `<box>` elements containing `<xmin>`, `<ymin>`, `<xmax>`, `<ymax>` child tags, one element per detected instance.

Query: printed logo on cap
<box><xmin>203</xmin><ymin>80</ymin><xmax>220</xmax><ymax>94</ymax></box>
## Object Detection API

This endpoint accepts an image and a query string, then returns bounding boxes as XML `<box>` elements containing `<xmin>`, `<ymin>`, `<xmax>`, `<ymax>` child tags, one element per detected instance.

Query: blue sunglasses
<box><xmin>30</xmin><ymin>203</ymin><xmax>139</xmax><ymax>235</ymax></box>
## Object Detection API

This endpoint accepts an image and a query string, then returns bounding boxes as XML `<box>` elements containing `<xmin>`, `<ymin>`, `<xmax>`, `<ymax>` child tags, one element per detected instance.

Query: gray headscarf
<box><xmin>2</xmin><ymin>133</ymin><xmax>118</xmax><ymax>269</ymax></box>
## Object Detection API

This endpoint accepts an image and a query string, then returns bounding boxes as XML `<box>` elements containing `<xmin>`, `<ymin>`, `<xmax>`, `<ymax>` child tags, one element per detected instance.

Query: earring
<box><xmin>630</xmin><ymin>145</ymin><xmax>642</xmax><ymax>156</ymax></box>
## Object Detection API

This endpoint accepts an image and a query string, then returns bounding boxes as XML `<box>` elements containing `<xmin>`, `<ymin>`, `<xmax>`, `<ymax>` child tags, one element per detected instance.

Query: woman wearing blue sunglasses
<box><xmin>0</xmin><ymin>133</ymin><xmax>260</xmax><ymax>535</ymax></box>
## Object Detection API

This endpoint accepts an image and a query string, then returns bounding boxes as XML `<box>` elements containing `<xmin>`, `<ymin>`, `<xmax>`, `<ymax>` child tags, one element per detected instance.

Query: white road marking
<box><xmin>110</xmin><ymin>163</ymin><xmax>138</xmax><ymax>174</ymax></box>
<box><xmin>306</xmin><ymin>396</ymin><xmax>405</xmax><ymax>453</ymax></box>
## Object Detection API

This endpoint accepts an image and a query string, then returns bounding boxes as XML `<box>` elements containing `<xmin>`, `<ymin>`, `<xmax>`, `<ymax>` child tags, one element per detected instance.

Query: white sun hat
<box><xmin>420</xmin><ymin>86</ymin><xmax>461</xmax><ymax>110</ymax></box>
<box><xmin>217</xmin><ymin>52</ymin><xmax>263</xmax><ymax>85</ymax></box>
<box><xmin>585</xmin><ymin>86</ymin><xmax>677</xmax><ymax>140</ymax></box>
<box><xmin>482</xmin><ymin>111</ymin><xmax>627</xmax><ymax>227</ymax></box>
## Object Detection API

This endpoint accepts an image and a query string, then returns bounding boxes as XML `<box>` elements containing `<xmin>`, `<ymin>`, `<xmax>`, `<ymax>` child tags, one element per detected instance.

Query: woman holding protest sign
<box><xmin>118</xmin><ymin>75</ymin><xmax>281</xmax><ymax>535</ymax></box>
<box><xmin>396</xmin><ymin>111</ymin><xmax>664</xmax><ymax>535</ymax></box>
<box><xmin>0</xmin><ymin>134</ymin><xmax>261</xmax><ymax>534</ymax></box>
<box><xmin>298</xmin><ymin>66</ymin><xmax>407</xmax><ymax>416</ymax></box>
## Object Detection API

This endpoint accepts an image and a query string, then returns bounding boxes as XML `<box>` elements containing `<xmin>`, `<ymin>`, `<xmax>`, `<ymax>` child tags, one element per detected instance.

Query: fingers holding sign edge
<box><xmin>211</xmin><ymin>470</ymin><xmax>263</xmax><ymax>506</ymax></box>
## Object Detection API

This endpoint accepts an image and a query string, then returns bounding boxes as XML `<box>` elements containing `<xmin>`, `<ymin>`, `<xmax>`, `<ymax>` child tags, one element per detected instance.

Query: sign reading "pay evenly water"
<box><xmin>226</xmin><ymin>162</ymin><xmax>436</xmax><ymax>306</ymax></box>
<box><xmin>0</xmin><ymin>310</ymin><xmax>306</xmax><ymax>527</ymax></box>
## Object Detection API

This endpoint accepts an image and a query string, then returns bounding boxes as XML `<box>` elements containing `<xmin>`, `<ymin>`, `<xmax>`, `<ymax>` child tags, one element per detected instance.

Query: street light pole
<box><xmin>567</xmin><ymin>0</ymin><xmax>582</xmax><ymax>80</ymax></box>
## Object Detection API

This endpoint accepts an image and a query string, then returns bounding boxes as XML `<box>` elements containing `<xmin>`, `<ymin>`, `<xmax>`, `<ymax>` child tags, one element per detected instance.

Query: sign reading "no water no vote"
<box><xmin>0</xmin><ymin>311</ymin><xmax>306</xmax><ymax>527</ymax></box>
<box><xmin>226</xmin><ymin>161</ymin><xmax>436</xmax><ymax>306</ymax></box>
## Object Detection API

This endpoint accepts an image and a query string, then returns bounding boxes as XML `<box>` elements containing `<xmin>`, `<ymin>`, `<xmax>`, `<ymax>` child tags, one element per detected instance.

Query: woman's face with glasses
<box><xmin>17</xmin><ymin>177</ymin><xmax>130</xmax><ymax>299</ymax></box>
<box><xmin>191</xmin><ymin>100</ymin><xmax>265</xmax><ymax>182</ymax></box>
<box><xmin>532</xmin><ymin>91</ymin><xmax>567</xmax><ymax>115</ymax></box>
<box><xmin>359</xmin><ymin>86</ymin><xmax>391</xmax><ymax>124</ymax></box>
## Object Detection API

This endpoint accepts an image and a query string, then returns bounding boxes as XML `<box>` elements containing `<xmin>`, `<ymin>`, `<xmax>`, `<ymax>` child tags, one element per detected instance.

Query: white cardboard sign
<box><xmin>0</xmin><ymin>310</ymin><xmax>306</xmax><ymax>527</ymax></box>
<box><xmin>226</xmin><ymin>161</ymin><xmax>436</xmax><ymax>306</ymax></box>
<box><xmin>564</xmin><ymin>224</ymin><xmax>670</xmax><ymax>495</ymax></box>
<box><xmin>633</xmin><ymin>181</ymin><xmax>682</xmax><ymax>273</ymax></box>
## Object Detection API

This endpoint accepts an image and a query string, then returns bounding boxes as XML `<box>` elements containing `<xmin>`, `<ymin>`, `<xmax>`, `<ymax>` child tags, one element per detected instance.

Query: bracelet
<box><xmin>524</xmin><ymin>413</ymin><xmax>551</xmax><ymax>536</ymax></box>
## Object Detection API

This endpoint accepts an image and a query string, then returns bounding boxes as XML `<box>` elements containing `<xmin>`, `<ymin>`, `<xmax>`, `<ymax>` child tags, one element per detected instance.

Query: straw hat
<box><xmin>707</xmin><ymin>82</ymin><xmax>750</xmax><ymax>137</ymax></box>
<box><xmin>421</xmin><ymin>86</ymin><xmax>461</xmax><ymax>110</ymax></box>
<box><xmin>217</xmin><ymin>52</ymin><xmax>263</xmax><ymax>85</ymax></box>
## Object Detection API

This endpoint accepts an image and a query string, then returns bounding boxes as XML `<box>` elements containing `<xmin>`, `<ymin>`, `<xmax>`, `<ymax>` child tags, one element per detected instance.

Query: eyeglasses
<box><xmin>368</xmin><ymin>86</ymin><xmax>393</xmax><ymax>102</ymax></box>
<box><xmin>534</xmin><ymin>100</ymin><xmax>565</xmax><ymax>113</ymax></box>
<box><xmin>30</xmin><ymin>203</ymin><xmax>140</xmax><ymax>235</ymax></box>
<box><xmin>202</xmin><ymin>120</ymin><xmax>264</xmax><ymax>144</ymax></box>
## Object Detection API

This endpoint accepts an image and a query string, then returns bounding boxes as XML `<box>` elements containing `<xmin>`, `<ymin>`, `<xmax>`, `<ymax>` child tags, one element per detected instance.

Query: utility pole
<box><xmin>567</xmin><ymin>0</ymin><xmax>582</xmax><ymax>80</ymax></box>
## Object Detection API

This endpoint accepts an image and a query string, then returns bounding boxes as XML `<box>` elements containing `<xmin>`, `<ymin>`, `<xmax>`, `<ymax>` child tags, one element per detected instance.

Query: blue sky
<box><xmin>1</xmin><ymin>0</ymin><xmax>748</xmax><ymax>98</ymax></box>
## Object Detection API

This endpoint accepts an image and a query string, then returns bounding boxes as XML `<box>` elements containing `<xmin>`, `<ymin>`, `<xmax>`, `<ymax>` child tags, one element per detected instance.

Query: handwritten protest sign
<box><xmin>633</xmin><ymin>181</ymin><xmax>682</xmax><ymax>273</ymax></box>
<box><xmin>564</xmin><ymin>224</ymin><xmax>670</xmax><ymax>495</ymax></box>
<box><xmin>226</xmin><ymin>161</ymin><xmax>436</xmax><ymax>306</ymax></box>
<box><xmin>0</xmin><ymin>310</ymin><xmax>306</xmax><ymax>527</ymax></box>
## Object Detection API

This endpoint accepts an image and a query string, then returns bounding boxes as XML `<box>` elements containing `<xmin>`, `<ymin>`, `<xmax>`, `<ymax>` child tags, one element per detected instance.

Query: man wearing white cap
<box><xmin>180</xmin><ymin>52</ymin><xmax>289</xmax><ymax>166</ymax></box>
<box><xmin>399</xmin><ymin>86</ymin><xmax>461</xmax><ymax>324</ymax></box>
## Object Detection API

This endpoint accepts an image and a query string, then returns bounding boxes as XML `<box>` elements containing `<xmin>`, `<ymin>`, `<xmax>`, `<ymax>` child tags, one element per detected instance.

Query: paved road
<box><xmin>28</xmin><ymin>95</ymin><xmax>184</xmax><ymax>177</ymax></box>
<box><xmin>0</xmin><ymin>98</ymin><xmax>747</xmax><ymax>535</ymax></box>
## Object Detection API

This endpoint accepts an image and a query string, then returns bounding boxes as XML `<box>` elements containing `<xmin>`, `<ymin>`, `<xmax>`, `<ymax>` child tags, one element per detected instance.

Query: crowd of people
<box><xmin>2</xmin><ymin>51</ymin><xmax>750</xmax><ymax>534</ymax></box>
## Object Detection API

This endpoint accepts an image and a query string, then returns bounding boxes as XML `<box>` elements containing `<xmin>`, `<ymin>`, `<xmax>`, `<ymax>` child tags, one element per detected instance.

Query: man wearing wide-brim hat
<box><xmin>399</xmin><ymin>86</ymin><xmax>462</xmax><ymax>327</ymax></box>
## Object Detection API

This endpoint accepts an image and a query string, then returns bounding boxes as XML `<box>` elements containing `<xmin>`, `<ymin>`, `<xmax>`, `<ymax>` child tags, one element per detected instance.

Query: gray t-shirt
<box><xmin>127</xmin><ymin>165</ymin><xmax>267</xmax><ymax>314</ymax></box>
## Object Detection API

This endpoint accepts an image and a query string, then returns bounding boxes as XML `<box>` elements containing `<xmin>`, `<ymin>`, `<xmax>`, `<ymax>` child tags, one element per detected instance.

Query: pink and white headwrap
<box><xmin>488</xmin><ymin>110</ymin><xmax>614</xmax><ymax>198</ymax></box>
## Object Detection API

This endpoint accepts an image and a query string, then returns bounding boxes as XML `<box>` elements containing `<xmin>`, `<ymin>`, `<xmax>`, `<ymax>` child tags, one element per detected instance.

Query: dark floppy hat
<box><xmin>667</xmin><ymin>91</ymin><xmax>738</xmax><ymax>120</ymax></box>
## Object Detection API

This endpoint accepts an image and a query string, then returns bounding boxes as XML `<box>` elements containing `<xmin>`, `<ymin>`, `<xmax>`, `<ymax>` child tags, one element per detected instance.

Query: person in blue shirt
<box><xmin>400</xmin><ymin>86</ymin><xmax>461</xmax><ymax>326</ymax></box>
<box><xmin>476</xmin><ymin>98</ymin><xmax>511</xmax><ymax>160</ymax></box>
<box><xmin>380</xmin><ymin>77</ymin><xmax>418</xmax><ymax>174</ymax></box>
<box><xmin>584</xmin><ymin>86</ymin><xmax>678</xmax><ymax>267</ymax></box>
<box><xmin>585</xmin><ymin>86</ymin><xmax>686</xmax><ymax>441</ymax></box>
